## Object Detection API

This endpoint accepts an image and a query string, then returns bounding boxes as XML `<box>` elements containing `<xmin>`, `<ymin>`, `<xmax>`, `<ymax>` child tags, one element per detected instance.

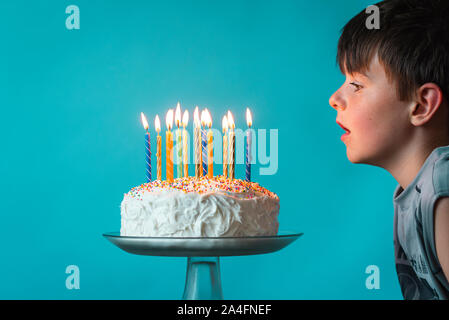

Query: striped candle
<box><xmin>201</xmin><ymin>109</ymin><xmax>208</xmax><ymax>177</ymax></box>
<box><xmin>229</xmin><ymin>129</ymin><xmax>235</xmax><ymax>180</ymax></box>
<box><xmin>194</xmin><ymin>107</ymin><xmax>201</xmax><ymax>178</ymax></box>
<box><xmin>205</xmin><ymin>110</ymin><xmax>213</xmax><ymax>179</ymax></box>
<box><xmin>141</xmin><ymin>112</ymin><xmax>151</xmax><ymax>183</ymax></box>
<box><xmin>202</xmin><ymin>129</ymin><xmax>207</xmax><ymax>176</ymax></box>
<box><xmin>227</xmin><ymin>111</ymin><xmax>235</xmax><ymax>180</ymax></box>
<box><xmin>222</xmin><ymin>115</ymin><xmax>228</xmax><ymax>178</ymax></box>
<box><xmin>175</xmin><ymin>103</ymin><xmax>183</xmax><ymax>178</ymax></box>
<box><xmin>166</xmin><ymin>109</ymin><xmax>174</xmax><ymax>183</ymax></box>
<box><xmin>166</xmin><ymin>130</ymin><xmax>174</xmax><ymax>183</ymax></box>
<box><xmin>145</xmin><ymin>132</ymin><xmax>152</xmax><ymax>182</ymax></box>
<box><xmin>245</xmin><ymin>108</ymin><xmax>252</xmax><ymax>182</ymax></box>
<box><xmin>194</xmin><ymin>127</ymin><xmax>201</xmax><ymax>177</ymax></box>
<box><xmin>182</xmin><ymin>110</ymin><xmax>189</xmax><ymax>178</ymax></box>
<box><xmin>245</xmin><ymin>130</ymin><xmax>251</xmax><ymax>181</ymax></box>
<box><xmin>155</xmin><ymin>115</ymin><xmax>162</xmax><ymax>181</ymax></box>
<box><xmin>177</xmin><ymin>128</ymin><xmax>182</xmax><ymax>178</ymax></box>
<box><xmin>157</xmin><ymin>134</ymin><xmax>162</xmax><ymax>181</ymax></box>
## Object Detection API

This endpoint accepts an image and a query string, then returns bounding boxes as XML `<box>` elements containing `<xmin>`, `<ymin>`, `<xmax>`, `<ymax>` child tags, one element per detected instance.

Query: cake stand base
<box><xmin>103</xmin><ymin>231</ymin><xmax>303</xmax><ymax>300</ymax></box>
<box><xmin>183</xmin><ymin>257</ymin><xmax>223</xmax><ymax>300</ymax></box>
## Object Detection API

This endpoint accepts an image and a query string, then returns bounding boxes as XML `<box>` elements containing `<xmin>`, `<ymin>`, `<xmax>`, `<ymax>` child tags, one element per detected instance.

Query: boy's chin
<box><xmin>346</xmin><ymin>149</ymin><xmax>374</xmax><ymax>165</ymax></box>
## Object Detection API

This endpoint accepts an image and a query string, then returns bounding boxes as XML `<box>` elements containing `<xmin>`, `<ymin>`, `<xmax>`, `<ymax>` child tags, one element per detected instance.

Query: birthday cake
<box><xmin>120</xmin><ymin>176</ymin><xmax>280</xmax><ymax>237</ymax></box>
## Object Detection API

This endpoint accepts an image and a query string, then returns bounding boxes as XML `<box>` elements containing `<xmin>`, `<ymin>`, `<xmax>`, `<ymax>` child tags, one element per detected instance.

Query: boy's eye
<box><xmin>349</xmin><ymin>82</ymin><xmax>363</xmax><ymax>92</ymax></box>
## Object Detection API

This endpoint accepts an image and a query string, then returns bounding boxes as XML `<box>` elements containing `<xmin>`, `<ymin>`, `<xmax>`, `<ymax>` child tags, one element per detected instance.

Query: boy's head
<box><xmin>329</xmin><ymin>0</ymin><xmax>449</xmax><ymax>167</ymax></box>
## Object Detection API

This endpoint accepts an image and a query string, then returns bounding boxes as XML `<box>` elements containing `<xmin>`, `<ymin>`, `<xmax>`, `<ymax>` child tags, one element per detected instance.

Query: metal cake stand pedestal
<box><xmin>103</xmin><ymin>231</ymin><xmax>303</xmax><ymax>300</ymax></box>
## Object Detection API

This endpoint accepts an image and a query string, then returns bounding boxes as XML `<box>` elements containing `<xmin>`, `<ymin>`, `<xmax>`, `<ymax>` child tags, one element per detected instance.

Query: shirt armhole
<box><xmin>422</xmin><ymin>192</ymin><xmax>449</xmax><ymax>292</ymax></box>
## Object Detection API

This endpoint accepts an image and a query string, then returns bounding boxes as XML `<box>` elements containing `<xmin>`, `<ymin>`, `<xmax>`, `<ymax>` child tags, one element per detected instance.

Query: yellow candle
<box><xmin>207</xmin><ymin>129</ymin><xmax>213</xmax><ymax>178</ymax></box>
<box><xmin>222</xmin><ymin>115</ymin><xmax>228</xmax><ymax>178</ymax></box>
<box><xmin>155</xmin><ymin>115</ymin><xmax>162</xmax><ymax>181</ymax></box>
<box><xmin>182</xmin><ymin>110</ymin><xmax>189</xmax><ymax>178</ymax></box>
<box><xmin>166</xmin><ymin>109</ymin><xmax>174</xmax><ymax>183</ymax></box>
<box><xmin>157</xmin><ymin>134</ymin><xmax>162</xmax><ymax>181</ymax></box>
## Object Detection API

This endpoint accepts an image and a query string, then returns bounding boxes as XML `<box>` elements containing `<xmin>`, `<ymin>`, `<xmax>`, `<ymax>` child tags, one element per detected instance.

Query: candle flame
<box><xmin>182</xmin><ymin>110</ymin><xmax>189</xmax><ymax>127</ymax></box>
<box><xmin>175</xmin><ymin>102</ymin><xmax>181</xmax><ymax>128</ymax></box>
<box><xmin>222</xmin><ymin>115</ymin><xmax>228</xmax><ymax>132</ymax></box>
<box><xmin>227</xmin><ymin>110</ymin><xmax>235</xmax><ymax>129</ymax></box>
<box><xmin>246</xmin><ymin>108</ymin><xmax>252</xmax><ymax>127</ymax></box>
<box><xmin>201</xmin><ymin>109</ymin><xmax>207</xmax><ymax>127</ymax></box>
<box><xmin>194</xmin><ymin>106</ymin><xmax>200</xmax><ymax>128</ymax></box>
<box><xmin>154</xmin><ymin>115</ymin><xmax>161</xmax><ymax>133</ymax></box>
<box><xmin>166</xmin><ymin>109</ymin><xmax>174</xmax><ymax>130</ymax></box>
<box><xmin>205</xmin><ymin>109</ymin><xmax>212</xmax><ymax>128</ymax></box>
<box><xmin>141</xmin><ymin>112</ymin><xmax>149</xmax><ymax>131</ymax></box>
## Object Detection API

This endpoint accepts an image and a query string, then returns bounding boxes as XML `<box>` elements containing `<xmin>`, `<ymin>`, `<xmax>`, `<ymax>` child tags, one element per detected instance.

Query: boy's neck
<box><xmin>385</xmin><ymin>137</ymin><xmax>449</xmax><ymax>190</ymax></box>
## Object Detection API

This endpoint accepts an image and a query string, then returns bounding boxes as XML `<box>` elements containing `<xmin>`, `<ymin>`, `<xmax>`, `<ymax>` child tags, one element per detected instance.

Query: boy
<box><xmin>329</xmin><ymin>0</ymin><xmax>449</xmax><ymax>299</ymax></box>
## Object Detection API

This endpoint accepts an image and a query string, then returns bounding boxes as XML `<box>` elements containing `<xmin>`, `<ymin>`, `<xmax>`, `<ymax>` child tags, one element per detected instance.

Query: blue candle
<box><xmin>202</xmin><ymin>127</ymin><xmax>208</xmax><ymax>177</ymax></box>
<box><xmin>201</xmin><ymin>109</ymin><xmax>208</xmax><ymax>177</ymax></box>
<box><xmin>245</xmin><ymin>136</ymin><xmax>251</xmax><ymax>182</ymax></box>
<box><xmin>145</xmin><ymin>131</ymin><xmax>152</xmax><ymax>182</ymax></box>
<box><xmin>141</xmin><ymin>112</ymin><xmax>152</xmax><ymax>183</ymax></box>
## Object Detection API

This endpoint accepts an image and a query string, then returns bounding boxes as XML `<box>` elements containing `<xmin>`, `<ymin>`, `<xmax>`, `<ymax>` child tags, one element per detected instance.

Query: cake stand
<box><xmin>103</xmin><ymin>231</ymin><xmax>303</xmax><ymax>300</ymax></box>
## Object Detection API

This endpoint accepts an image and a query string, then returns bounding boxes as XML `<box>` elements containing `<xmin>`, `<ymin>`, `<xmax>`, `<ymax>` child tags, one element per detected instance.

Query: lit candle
<box><xmin>222</xmin><ymin>115</ymin><xmax>228</xmax><ymax>178</ymax></box>
<box><xmin>182</xmin><ymin>110</ymin><xmax>189</xmax><ymax>178</ymax></box>
<box><xmin>201</xmin><ymin>109</ymin><xmax>208</xmax><ymax>177</ymax></box>
<box><xmin>141</xmin><ymin>112</ymin><xmax>151</xmax><ymax>183</ymax></box>
<box><xmin>175</xmin><ymin>102</ymin><xmax>182</xmax><ymax>178</ymax></box>
<box><xmin>155</xmin><ymin>115</ymin><xmax>162</xmax><ymax>181</ymax></box>
<box><xmin>166</xmin><ymin>109</ymin><xmax>174</xmax><ymax>183</ymax></box>
<box><xmin>205</xmin><ymin>110</ymin><xmax>213</xmax><ymax>178</ymax></box>
<box><xmin>245</xmin><ymin>108</ymin><xmax>252</xmax><ymax>182</ymax></box>
<box><xmin>193</xmin><ymin>107</ymin><xmax>201</xmax><ymax>178</ymax></box>
<box><xmin>227</xmin><ymin>111</ymin><xmax>235</xmax><ymax>180</ymax></box>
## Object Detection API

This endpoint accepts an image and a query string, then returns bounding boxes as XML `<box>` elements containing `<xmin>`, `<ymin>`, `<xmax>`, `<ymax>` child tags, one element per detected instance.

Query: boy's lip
<box><xmin>336</xmin><ymin>120</ymin><xmax>350</xmax><ymax>133</ymax></box>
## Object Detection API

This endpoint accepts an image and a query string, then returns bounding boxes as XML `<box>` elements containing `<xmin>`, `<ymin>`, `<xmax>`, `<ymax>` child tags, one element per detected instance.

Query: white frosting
<box><xmin>120</xmin><ymin>189</ymin><xmax>279</xmax><ymax>237</ymax></box>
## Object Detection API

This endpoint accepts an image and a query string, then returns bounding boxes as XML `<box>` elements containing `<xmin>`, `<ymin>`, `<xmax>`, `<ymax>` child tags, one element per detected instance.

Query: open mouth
<box><xmin>337</xmin><ymin>121</ymin><xmax>351</xmax><ymax>134</ymax></box>
<box><xmin>336</xmin><ymin>121</ymin><xmax>351</xmax><ymax>138</ymax></box>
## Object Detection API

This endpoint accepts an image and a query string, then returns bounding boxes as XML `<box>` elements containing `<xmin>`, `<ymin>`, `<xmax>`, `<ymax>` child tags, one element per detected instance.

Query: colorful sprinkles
<box><xmin>125</xmin><ymin>176</ymin><xmax>279</xmax><ymax>200</ymax></box>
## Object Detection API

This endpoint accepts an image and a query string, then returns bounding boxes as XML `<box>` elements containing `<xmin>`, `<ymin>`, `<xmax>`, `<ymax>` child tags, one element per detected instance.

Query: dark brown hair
<box><xmin>337</xmin><ymin>0</ymin><xmax>449</xmax><ymax>101</ymax></box>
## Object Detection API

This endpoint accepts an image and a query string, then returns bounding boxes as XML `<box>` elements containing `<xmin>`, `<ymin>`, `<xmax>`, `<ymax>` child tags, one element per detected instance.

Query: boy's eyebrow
<box><xmin>360</xmin><ymin>71</ymin><xmax>371</xmax><ymax>80</ymax></box>
<box><xmin>350</xmin><ymin>71</ymin><xmax>371</xmax><ymax>81</ymax></box>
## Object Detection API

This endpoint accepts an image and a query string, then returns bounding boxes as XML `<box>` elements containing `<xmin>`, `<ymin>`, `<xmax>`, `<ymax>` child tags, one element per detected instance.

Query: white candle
<box><xmin>245</xmin><ymin>108</ymin><xmax>252</xmax><ymax>182</ymax></box>
<box><xmin>227</xmin><ymin>111</ymin><xmax>235</xmax><ymax>180</ymax></box>
<box><xmin>182</xmin><ymin>110</ymin><xmax>189</xmax><ymax>178</ymax></box>
<box><xmin>193</xmin><ymin>107</ymin><xmax>201</xmax><ymax>178</ymax></box>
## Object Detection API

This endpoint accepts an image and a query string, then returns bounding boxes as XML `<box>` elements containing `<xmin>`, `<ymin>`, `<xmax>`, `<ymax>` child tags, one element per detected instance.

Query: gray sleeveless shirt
<box><xmin>393</xmin><ymin>146</ymin><xmax>449</xmax><ymax>299</ymax></box>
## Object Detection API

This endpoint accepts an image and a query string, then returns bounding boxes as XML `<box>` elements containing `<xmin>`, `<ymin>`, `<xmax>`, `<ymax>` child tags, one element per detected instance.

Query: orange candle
<box><xmin>166</xmin><ymin>109</ymin><xmax>174</xmax><ymax>183</ymax></box>
<box><xmin>155</xmin><ymin>115</ymin><xmax>162</xmax><ymax>181</ymax></box>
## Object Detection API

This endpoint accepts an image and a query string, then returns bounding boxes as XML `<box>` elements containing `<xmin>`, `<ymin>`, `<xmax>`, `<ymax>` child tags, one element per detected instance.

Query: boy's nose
<box><xmin>329</xmin><ymin>89</ymin><xmax>346</xmax><ymax>111</ymax></box>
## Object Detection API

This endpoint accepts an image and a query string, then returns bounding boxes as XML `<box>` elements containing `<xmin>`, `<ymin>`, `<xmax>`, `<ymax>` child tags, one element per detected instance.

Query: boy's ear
<box><xmin>410</xmin><ymin>83</ymin><xmax>444</xmax><ymax>126</ymax></box>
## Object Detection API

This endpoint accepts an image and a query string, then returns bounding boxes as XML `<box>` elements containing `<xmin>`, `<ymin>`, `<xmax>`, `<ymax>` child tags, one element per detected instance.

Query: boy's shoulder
<box><xmin>416</xmin><ymin>146</ymin><xmax>449</xmax><ymax>199</ymax></box>
<box><xmin>399</xmin><ymin>146</ymin><xmax>449</xmax><ymax>227</ymax></box>
<box><xmin>432</xmin><ymin>147</ymin><xmax>449</xmax><ymax>196</ymax></box>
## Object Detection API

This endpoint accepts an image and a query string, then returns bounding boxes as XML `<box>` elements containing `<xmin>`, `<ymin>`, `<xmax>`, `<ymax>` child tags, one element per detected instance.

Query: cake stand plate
<box><xmin>103</xmin><ymin>231</ymin><xmax>302</xmax><ymax>257</ymax></box>
<box><xmin>103</xmin><ymin>231</ymin><xmax>303</xmax><ymax>300</ymax></box>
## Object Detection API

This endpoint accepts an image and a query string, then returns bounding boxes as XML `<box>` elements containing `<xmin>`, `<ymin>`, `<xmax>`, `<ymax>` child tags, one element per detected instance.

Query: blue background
<box><xmin>0</xmin><ymin>0</ymin><xmax>402</xmax><ymax>299</ymax></box>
